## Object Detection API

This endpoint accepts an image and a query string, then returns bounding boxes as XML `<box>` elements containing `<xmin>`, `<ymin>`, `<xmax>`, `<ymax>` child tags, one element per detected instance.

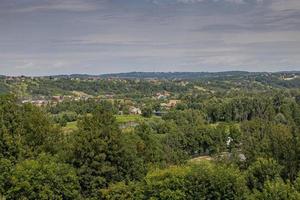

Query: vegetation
<box><xmin>1</xmin><ymin>71</ymin><xmax>300</xmax><ymax>199</ymax></box>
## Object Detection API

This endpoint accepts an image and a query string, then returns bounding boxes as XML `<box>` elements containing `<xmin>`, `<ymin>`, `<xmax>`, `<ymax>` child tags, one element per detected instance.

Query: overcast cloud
<box><xmin>0</xmin><ymin>0</ymin><xmax>300</xmax><ymax>75</ymax></box>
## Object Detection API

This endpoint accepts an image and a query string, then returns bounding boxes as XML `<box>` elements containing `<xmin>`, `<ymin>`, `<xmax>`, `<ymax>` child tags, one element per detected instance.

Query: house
<box><xmin>155</xmin><ymin>91</ymin><xmax>170</xmax><ymax>100</ymax></box>
<box><xmin>105</xmin><ymin>94</ymin><xmax>114</xmax><ymax>99</ymax></box>
<box><xmin>21</xmin><ymin>100</ymin><xmax>30</xmax><ymax>104</ymax></box>
<box><xmin>156</xmin><ymin>93</ymin><xmax>165</xmax><ymax>100</ymax></box>
<box><xmin>168</xmin><ymin>100</ymin><xmax>180</xmax><ymax>107</ymax></box>
<box><xmin>161</xmin><ymin>100</ymin><xmax>181</xmax><ymax>109</ymax></box>
<box><xmin>63</xmin><ymin>95</ymin><xmax>73</xmax><ymax>101</ymax></box>
<box><xmin>31</xmin><ymin>100</ymin><xmax>49</xmax><ymax>107</ymax></box>
<box><xmin>52</xmin><ymin>96</ymin><xmax>63</xmax><ymax>103</ymax></box>
<box><xmin>129</xmin><ymin>106</ymin><xmax>142</xmax><ymax>115</ymax></box>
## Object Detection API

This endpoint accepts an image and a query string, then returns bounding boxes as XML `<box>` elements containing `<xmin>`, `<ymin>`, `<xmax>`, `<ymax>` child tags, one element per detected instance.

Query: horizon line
<box><xmin>1</xmin><ymin>70</ymin><xmax>300</xmax><ymax>78</ymax></box>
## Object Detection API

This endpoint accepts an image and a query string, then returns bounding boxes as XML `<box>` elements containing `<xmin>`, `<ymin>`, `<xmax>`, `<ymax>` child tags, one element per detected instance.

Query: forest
<box><xmin>1</xmin><ymin>72</ymin><xmax>300</xmax><ymax>199</ymax></box>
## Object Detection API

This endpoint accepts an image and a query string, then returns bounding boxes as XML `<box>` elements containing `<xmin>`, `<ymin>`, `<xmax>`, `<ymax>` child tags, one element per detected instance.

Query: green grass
<box><xmin>115</xmin><ymin>114</ymin><xmax>161</xmax><ymax>123</ymax></box>
<box><xmin>115</xmin><ymin>115</ymin><xmax>143</xmax><ymax>123</ymax></box>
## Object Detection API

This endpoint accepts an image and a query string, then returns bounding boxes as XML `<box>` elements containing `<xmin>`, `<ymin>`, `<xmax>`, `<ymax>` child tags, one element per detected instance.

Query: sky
<box><xmin>0</xmin><ymin>0</ymin><xmax>300</xmax><ymax>75</ymax></box>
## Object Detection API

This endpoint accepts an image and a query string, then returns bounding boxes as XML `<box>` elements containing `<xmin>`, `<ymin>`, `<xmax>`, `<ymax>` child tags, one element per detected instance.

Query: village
<box><xmin>21</xmin><ymin>90</ymin><xmax>181</xmax><ymax>117</ymax></box>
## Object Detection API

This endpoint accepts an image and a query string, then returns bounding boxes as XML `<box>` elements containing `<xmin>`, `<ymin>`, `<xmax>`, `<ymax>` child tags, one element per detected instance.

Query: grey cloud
<box><xmin>0</xmin><ymin>0</ymin><xmax>299</xmax><ymax>75</ymax></box>
<box><xmin>1</xmin><ymin>0</ymin><xmax>104</xmax><ymax>13</ymax></box>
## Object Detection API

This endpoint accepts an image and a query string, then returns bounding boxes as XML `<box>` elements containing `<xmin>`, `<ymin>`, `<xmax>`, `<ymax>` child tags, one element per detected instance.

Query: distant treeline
<box><xmin>1</xmin><ymin>71</ymin><xmax>300</xmax><ymax>98</ymax></box>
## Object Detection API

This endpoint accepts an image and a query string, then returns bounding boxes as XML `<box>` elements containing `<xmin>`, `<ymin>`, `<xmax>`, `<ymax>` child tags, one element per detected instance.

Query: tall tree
<box><xmin>70</xmin><ymin>106</ymin><xmax>122</xmax><ymax>198</ymax></box>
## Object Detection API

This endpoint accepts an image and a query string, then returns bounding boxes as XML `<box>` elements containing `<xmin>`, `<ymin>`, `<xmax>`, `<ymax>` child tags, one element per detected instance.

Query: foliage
<box><xmin>246</xmin><ymin>158</ymin><xmax>282</xmax><ymax>191</ymax></box>
<box><xmin>249</xmin><ymin>179</ymin><xmax>300</xmax><ymax>200</ymax></box>
<box><xmin>2</xmin><ymin>72</ymin><xmax>300</xmax><ymax>199</ymax></box>
<box><xmin>6</xmin><ymin>154</ymin><xmax>81</xmax><ymax>200</ymax></box>
<box><xmin>69</xmin><ymin>106</ymin><xmax>122</xmax><ymax>198</ymax></box>
<box><xmin>103</xmin><ymin>162</ymin><xmax>249</xmax><ymax>200</ymax></box>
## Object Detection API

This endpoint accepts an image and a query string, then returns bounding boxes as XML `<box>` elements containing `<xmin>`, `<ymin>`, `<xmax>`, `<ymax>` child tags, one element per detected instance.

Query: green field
<box><xmin>115</xmin><ymin>115</ymin><xmax>143</xmax><ymax>123</ymax></box>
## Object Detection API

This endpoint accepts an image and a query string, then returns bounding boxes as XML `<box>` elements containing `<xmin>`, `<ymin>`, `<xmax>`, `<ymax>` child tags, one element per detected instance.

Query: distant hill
<box><xmin>97</xmin><ymin>71</ymin><xmax>255</xmax><ymax>79</ymax></box>
<box><xmin>82</xmin><ymin>71</ymin><xmax>300</xmax><ymax>80</ymax></box>
<box><xmin>1</xmin><ymin>70</ymin><xmax>300</xmax><ymax>98</ymax></box>
<box><xmin>2</xmin><ymin>71</ymin><xmax>300</xmax><ymax>80</ymax></box>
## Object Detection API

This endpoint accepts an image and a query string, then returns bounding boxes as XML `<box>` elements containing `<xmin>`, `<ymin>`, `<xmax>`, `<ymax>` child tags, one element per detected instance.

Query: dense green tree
<box><xmin>0</xmin><ymin>158</ymin><xmax>12</xmax><ymax>195</ymax></box>
<box><xmin>101</xmin><ymin>182</ymin><xmax>144</xmax><ymax>200</ymax></box>
<box><xmin>185</xmin><ymin>162</ymin><xmax>248</xmax><ymax>200</ymax></box>
<box><xmin>162</xmin><ymin>109</ymin><xmax>205</xmax><ymax>126</ymax></box>
<box><xmin>249</xmin><ymin>179</ymin><xmax>300</xmax><ymax>200</ymax></box>
<box><xmin>6</xmin><ymin>154</ymin><xmax>80</xmax><ymax>200</ymax></box>
<box><xmin>117</xmin><ymin>131</ymin><xmax>147</xmax><ymax>181</ymax></box>
<box><xmin>241</xmin><ymin>120</ymin><xmax>298</xmax><ymax>180</ymax></box>
<box><xmin>70</xmin><ymin>106</ymin><xmax>122</xmax><ymax>198</ymax></box>
<box><xmin>163</xmin><ymin>126</ymin><xmax>189</xmax><ymax>164</ymax></box>
<box><xmin>143</xmin><ymin>165</ymin><xmax>188</xmax><ymax>200</ymax></box>
<box><xmin>103</xmin><ymin>162</ymin><xmax>248</xmax><ymax>200</ymax></box>
<box><xmin>20</xmin><ymin>104</ymin><xmax>61</xmax><ymax>157</ymax></box>
<box><xmin>134</xmin><ymin>123</ymin><xmax>164</xmax><ymax>165</ymax></box>
<box><xmin>246</xmin><ymin>158</ymin><xmax>282</xmax><ymax>191</ymax></box>
<box><xmin>0</xmin><ymin>95</ymin><xmax>23</xmax><ymax>161</ymax></box>
<box><xmin>0</xmin><ymin>96</ymin><xmax>61</xmax><ymax>160</ymax></box>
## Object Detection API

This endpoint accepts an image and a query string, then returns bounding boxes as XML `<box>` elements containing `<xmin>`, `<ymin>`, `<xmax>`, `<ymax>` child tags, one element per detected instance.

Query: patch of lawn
<box><xmin>115</xmin><ymin>115</ymin><xmax>142</xmax><ymax>123</ymax></box>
